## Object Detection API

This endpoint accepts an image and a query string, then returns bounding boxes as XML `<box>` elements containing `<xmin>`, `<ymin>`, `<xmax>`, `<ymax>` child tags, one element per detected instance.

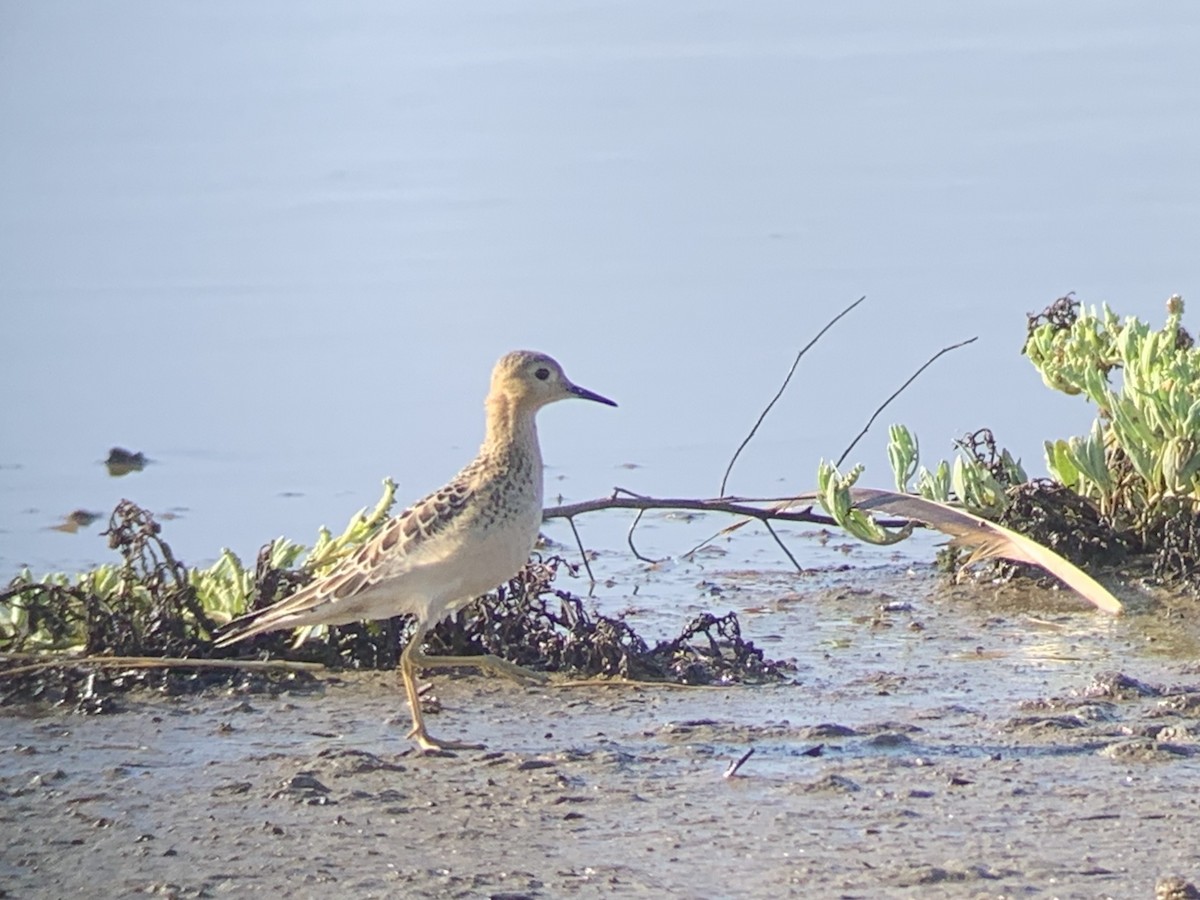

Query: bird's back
<box><xmin>215</xmin><ymin>438</ymin><xmax>543</xmax><ymax>643</ymax></box>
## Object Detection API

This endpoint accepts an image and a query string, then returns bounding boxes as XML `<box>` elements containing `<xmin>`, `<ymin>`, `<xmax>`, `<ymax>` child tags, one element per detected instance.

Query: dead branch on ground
<box><xmin>543</xmin><ymin>488</ymin><xmax>912</xmax><ymax>576</ymax></box>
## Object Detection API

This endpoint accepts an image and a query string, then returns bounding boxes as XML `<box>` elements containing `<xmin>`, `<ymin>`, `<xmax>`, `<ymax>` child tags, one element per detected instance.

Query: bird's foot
<box><xmin>411</xmin><ymin>651</ymin><xmax>548</xmax><ymax>685</ymax></box>
<box><xmin>479</xmin><ymin>655</ymin><xmax>548</xmax><ymax>685</ymax></box>
<box><xmin>407</xmin><ymin>725</ymin><xmax>485</xmax><ymax>753</ymax></box>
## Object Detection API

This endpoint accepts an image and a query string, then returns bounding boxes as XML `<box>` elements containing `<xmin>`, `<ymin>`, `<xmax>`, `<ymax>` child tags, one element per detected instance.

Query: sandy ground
<box><xmin>3</xmin><ymin>579</ymin><xmax>1200</xmax><ymax>899</ymax></box>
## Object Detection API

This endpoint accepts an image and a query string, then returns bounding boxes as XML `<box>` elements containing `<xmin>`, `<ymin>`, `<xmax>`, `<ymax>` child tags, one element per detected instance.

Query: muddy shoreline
<box><xmin>4</xmin><ymin>578</ymin><xmax>1200</xmax><ymax>898</ymax></box>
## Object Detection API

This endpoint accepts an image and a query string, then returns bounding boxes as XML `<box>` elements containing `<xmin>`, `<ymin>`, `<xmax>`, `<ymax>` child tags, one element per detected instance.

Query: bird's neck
<box><xmin>483</xmin><ymin>394</ymin><xmax>541</xmax><ymax>461</ymax></box>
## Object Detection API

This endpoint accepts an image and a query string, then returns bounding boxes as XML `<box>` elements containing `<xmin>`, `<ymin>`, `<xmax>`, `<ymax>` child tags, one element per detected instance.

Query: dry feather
<box><xmin>850</xmin><ymin>488</ymin><xmax>1122</xmax><ymax>614</ymax></box>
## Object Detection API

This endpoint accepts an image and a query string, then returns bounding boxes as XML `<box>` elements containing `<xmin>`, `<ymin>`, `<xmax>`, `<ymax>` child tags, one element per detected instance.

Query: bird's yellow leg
<box><xmin>408</xmin><ymin>647</ymin><xmax>547</xmax><ymax>685</ymax></box>
<box><xmin>400</xmin><ymin>635</ymin><xmax>483</xmax><ymax>752</ymax></box>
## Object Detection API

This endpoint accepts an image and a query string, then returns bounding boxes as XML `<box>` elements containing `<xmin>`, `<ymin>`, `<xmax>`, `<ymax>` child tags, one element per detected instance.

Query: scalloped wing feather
<box><xmin>214</xmin><ymin>474</ymin><xmax>477</xmax><ymax>644</ymax></box>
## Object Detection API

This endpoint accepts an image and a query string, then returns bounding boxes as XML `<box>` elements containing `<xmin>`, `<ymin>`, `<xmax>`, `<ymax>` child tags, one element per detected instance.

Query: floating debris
<box><xmin>50</xmin><ymin>509</ymin><xmax>103</xmax><ymax>533</ymax></box>
<box><xmin>723</xmin><ymin>747</ymin><xmax>755</xmax><ymax>778</ymax></box>
<box><xmin>104</xmin><ymin>447</ymin><xmax>147</xmax><ymax>477</ymax></box>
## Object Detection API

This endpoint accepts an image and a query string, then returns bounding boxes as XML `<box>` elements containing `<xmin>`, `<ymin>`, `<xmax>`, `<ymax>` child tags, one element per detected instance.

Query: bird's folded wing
<box><xmin>215</xmin><ymin>476</ymin><xmax>477</xmax><ymax>643</ymax></box>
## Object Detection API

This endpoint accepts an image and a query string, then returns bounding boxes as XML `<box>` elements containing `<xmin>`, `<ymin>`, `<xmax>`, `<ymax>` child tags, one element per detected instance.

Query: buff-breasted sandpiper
<box><xmin>215</xmin><ymin>350</ymin><xmax>616</xmax><ymax>751</ymax></box>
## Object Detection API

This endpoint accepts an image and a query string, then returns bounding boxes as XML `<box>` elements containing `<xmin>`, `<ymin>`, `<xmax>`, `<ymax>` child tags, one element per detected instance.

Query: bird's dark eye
<box><xmin>535</xmin><ymin>367</ymin><xmax>550</xmax><ymax>381</ymax></box>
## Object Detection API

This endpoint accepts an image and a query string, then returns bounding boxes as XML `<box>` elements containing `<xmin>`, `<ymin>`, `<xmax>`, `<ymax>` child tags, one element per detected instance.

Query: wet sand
<box><xmin>3</xmin><ymin>577</ymin><xmax>1199</xmax><ymax>898</ymax></box>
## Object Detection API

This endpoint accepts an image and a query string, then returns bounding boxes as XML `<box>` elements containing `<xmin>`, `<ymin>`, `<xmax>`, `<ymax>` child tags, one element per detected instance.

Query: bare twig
<box><xmin>552</xmin><ymin>677</ymin><xmax>728</xmax><ymax>690</ymax></box>
<box><xmin>538</xmin><ymin>329</ymin><xmax>971</xmax><ymax>574</ymax></box>
<box><xmin>720</xmin><ymin>296</ymin><xmax>866</xmax><ymax>496</ymax></box>
<box><xmin>543</xmin><ymin>492</ymin><xmax>911</xmax><ymax>572</ymax></box>
<box><xmin>835</xmin><ymin>336</ymin><xmax>978</xmax><ymax>468</ymax></box>
<box><xmin>565</xmin><ymin>516</ymin><xmax>596</xmax><ymax>584</ymax></box>
<box><xmin>0</xmin><ymin>655</ymin><xmax>326</xmax><ymax>679</ymax></box>
<box><xmin>543</xmin><ymin>492</ymin><xmax>898</xmax><ymax>572</ymax></box>
<box><xmin>545</xmin><ymin>493</ymin><xmax>837</xmax><ymax>524</ymax></box>
<box><xmin>723</xmin><ymin>747</ymin><xmax>755</xmax><ymax>778</ymax></box>
<box><xmin>625</xmin><ymin>509</ymin><xmax>659</xmax><ymax>564</ymax></box>
<box><xmin>620</xmin><ymin>486</ymin><xmax>794</xmax><ymax>562</ymax></box>
<box><xmin>762</xmin><ymin>520</ymin><xmax>804</xmax><ymax>573</ymax></box>
<box><xmin>681</xmin><ymin>518</ymin><xmax>752</xmax><ymax>563</ymax></box>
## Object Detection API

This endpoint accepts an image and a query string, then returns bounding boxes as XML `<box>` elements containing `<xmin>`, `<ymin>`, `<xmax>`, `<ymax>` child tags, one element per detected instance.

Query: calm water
<box><xmin>2</xmin><ymin>1</ymin><xmax>1198</xmax><ymax>580</ymax></box>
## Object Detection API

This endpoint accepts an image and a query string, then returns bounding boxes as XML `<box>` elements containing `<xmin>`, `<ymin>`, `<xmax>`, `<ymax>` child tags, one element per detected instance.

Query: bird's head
<box><xmin>490</xmin><ymin>350</ymin><xmax>617</xmax><ymax>411</ymax></box>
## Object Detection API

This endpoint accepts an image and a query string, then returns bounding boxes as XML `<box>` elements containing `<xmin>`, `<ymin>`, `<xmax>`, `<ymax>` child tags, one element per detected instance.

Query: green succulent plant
<box><xmin>884</xmin><ymin>423</ymin><xmax>1024</xmax><ymax>518</ymax></box>
<box><xmin>1027</xmin><ymin>296</ymin><xmax>1198</xmax><ymax>532</ymax></box>
<box><xmin>1</xmin><ymin>479</ymin><xmax>400</xmax><ymax>652</ymax></box>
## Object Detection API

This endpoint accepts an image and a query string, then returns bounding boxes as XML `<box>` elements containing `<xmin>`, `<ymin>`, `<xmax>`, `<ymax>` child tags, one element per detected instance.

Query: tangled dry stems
<box><xmin>1</xmin><ymin>503</ymin><xmax>788</xmax><ymax>704</ymax></box>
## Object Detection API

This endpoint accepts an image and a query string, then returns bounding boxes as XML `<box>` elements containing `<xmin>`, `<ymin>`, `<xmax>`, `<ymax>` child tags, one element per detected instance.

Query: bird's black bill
<box><xmin>568</xmin><ymin>384</ymin><xmax>618</xmax><ymax>407</ymax></box>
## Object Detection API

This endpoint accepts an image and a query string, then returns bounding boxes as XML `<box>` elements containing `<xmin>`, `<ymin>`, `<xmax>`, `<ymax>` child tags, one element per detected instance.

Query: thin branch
<box><xmin>543</xmin><ymin>492</ymin><xmax>912</xmax><ymax>573</ymax></box>
<box><xmin>545</xmin><ymin>493</ymin><xmax>909</xmax><ymax>533</ymax></box>
<box><xmin>762</xmin><ymin>519</ymin><xmax>804</xmax><ymax>573</ymax></box>
<box><xmin>724</xmin><ymin>747</ymin><xmax>755</xmax><ymax>778</ymax></box>
<box><xmin>625</xmin><ymin>509</ymin><xmax>658</xmax><ymax>564</ymax></box>
<box><xmin>565</xmin><ymin>516</ymin><xmax>596</xmax><ymax>584</ymax></box>
<box><xmin>552</xmin><ymin>677</ymin><xmax>729</xmax><ymax>691</ymax></box>
<box><xmin>546</xmin><ymin>493</ymin><xmax>834</xmax><ymax>524</ymax></box>
<box><xmin>720</xmin><ymin>296</ymin><xmax>866</xmax><ymax>496</ymax></box>
<box><xmin>617</xmin><ymin>486</ymin><xmax>825</xmax><ymax>506</ymax></box>
<box><xmin>836</xmin><ymin>336</ymin><xmax>978</xmax><ymax>468</ymax></box>
<box><xmin>613</xmin><ymin>487</ymin><xmax>649</xmax><ymax>501</ymax></box>
<box><xmin>0</xmin><ymin>655</ymin><xmax>326</xmax><ymax>679</ymax></box>
<box><xmin>681</xmin><ymin>519</ymin><xmax>753</xmax><ymax>563</ymax></box>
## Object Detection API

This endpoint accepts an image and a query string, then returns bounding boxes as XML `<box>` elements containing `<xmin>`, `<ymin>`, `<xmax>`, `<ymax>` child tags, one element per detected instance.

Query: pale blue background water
<box><xmin>2</xmin><ymin>1</ymin><xmax>1198</xmax><ymax>579</ymax></box>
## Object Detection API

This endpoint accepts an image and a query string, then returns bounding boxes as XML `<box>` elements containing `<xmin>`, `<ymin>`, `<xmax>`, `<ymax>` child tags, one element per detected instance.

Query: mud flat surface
<box><xmin>3</xmin><ymin>572</ymin><xmax>1200</xmax><ymax>899</ymax></box>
